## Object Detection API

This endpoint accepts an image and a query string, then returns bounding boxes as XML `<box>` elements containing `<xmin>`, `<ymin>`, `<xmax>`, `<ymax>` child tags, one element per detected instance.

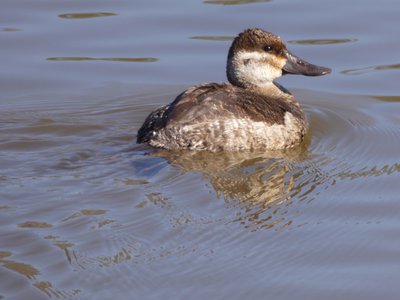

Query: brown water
<box><xmin>1</xmin><ymin>0</ymin><xmax>400</xmax><ymax>299</ymax></box>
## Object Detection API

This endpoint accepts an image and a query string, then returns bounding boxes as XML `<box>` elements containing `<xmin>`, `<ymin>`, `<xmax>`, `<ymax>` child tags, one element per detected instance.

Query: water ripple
<box><xmin>288</xmin><ymin>38</ymin><xmax>357</xmax><ymax>45</ymax></box>
<box><xmin>305</xmin><ymin>93</ymin><xmax>400</xmax><ymax>186</ymax></box>
<box><xmin>204</xmin><ymin>0</ymin><xmax>271</xmax><ymax>5</ymax></box>
<box><xmin>1</xmin><ymin>27</ymin><xmax>22</xmax><ymax>32</ymax></box>
<box><xmin>58</xmin><ymin>12</ymin><xmax>117</xmax><ymax>19</ymax></box>
<box><xmin>47</xmin><ymin>57</ymin><xmax>159</xmax><ymax>63</ymax></box>
<box><xmin>190</xmin><ymin>35</ymin><xmax>234</xmax><ymax>41</ymax></box>
<box><xmin>341</xmin><ymin>63</ymin><xmax>400</xmax><ymax>75</ymax></box>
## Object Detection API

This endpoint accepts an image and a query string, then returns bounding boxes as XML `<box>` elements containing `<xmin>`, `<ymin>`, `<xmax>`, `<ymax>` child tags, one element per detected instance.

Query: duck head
<box><xmin>226</xmin><ymin>28</ymin><xmax>331</xmax><ymax>89</ymax></box>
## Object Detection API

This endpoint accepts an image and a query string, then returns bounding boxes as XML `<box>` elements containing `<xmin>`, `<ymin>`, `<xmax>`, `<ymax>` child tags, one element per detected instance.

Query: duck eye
<box><xmin>263</xmin><ymin>45</ymin><xmax>274</xmax><ymax>52</ymax></box>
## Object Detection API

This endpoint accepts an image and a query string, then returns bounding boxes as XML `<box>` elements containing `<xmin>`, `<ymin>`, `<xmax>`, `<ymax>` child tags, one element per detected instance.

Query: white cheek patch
<box><xmin>232</xmin><ymin>51</ymin><xmax>285</xmax><ymax>85</ymax></box>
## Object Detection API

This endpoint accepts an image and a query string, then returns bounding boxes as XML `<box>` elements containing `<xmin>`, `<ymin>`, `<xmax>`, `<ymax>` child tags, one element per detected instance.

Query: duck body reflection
<box><xmin>140</xmin><ymin>141</ymin><xmax>330</xmax><ymax>230</ymax></box>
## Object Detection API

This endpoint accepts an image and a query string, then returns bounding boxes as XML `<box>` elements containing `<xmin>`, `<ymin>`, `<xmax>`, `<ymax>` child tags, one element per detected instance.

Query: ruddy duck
<box><xmin>137</xmin><ymin>28</ymin><xmax>331</xmax><ymax>151</ymax></box>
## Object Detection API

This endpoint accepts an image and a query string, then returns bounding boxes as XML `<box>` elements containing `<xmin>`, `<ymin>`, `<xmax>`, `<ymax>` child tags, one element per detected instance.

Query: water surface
<box><xmin>1</xmin><ymin>0</ymin><xmax>400</xmax><ymax>299</ymax></box>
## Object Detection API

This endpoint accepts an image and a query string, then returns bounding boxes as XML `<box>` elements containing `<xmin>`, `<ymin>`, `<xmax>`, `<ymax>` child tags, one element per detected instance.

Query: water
<box><xmin>1</xmin><ymin>0</ymin><xmax>400</xmax><ymax>299</ymax></box>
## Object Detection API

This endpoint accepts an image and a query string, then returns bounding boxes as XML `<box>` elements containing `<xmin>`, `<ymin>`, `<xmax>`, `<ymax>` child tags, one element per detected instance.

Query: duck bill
<box><xmin>283</xmin><ymin>51</ymin><xmax>331</xmax><ymax>76</ymax></box>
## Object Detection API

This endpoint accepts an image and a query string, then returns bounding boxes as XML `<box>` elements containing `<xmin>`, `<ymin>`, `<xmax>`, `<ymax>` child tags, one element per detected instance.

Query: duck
<box><xmin>137</xmin><ymin>28</ymin><xmax>331</xmax><ymax>152</ymax></box>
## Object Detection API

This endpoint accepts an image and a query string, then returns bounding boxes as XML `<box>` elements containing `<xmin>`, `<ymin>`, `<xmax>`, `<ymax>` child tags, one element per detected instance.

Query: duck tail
<box><xmin>136</xmin><ymin>105</ymin><xmax>169</xmax><ymax>144</ymax></box>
